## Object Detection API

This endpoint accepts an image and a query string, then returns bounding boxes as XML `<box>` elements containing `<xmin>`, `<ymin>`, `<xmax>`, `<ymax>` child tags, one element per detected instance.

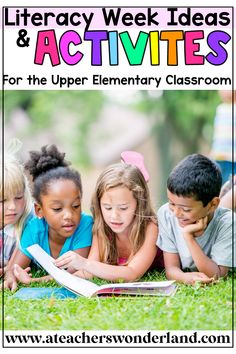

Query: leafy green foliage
<box><xmin>137</xmin><ymin>90</ymin><xmax>219</xmax><ymax>154</ymax></box>
<box><xmin>2</xmin><ymin>89</ymin><xmax>221</xmax><ymax>200</ymax></box>
<box><xmin>3</xmin><ymin>90</ymin><xmax>105</xmax><ymax>166</ymax></box>
<box><xmin>3</xmin><ymin>90</ymin><xmax>219</xmax><ymax>169</ymax></box>
<box><xmin>134</xmin><ymin>90</ymin><xmax>220</xmax><ymax>202</ymax></box>
<box><xmin>160</xmin><ymin>91</ymin><xmax>219</xmax><ymax>145</ymax></box>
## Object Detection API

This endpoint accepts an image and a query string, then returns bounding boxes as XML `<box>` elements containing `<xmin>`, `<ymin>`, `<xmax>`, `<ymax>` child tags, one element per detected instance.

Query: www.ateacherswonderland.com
<box><xmin>4</xmin><ymin>331</ymin><xmax>232</xmax><ymax>346</ymax></box>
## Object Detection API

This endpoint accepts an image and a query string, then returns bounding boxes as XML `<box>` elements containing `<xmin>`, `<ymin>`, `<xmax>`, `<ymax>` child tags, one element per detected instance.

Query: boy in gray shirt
<box><xmin>157</xmin><ymin>154</ymin><xmax>234</xmax><ymax>285</ymax></box>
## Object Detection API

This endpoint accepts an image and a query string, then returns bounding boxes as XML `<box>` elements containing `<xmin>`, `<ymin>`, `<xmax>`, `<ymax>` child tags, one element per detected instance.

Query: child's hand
<box><xmin>183</xmin><ymin>216</ymin><xmax>208</xmax><ymax>237</ymax></box>
<box><xmin>183</xmin><ymin>272</ymin><xmax>214</xmax><ymax>285</ymax></box>
<box><xmin>3</xmin><ymin>271</ymin><xmax>18</xmax><ymax>292</ymax></box>
<box><xmin>54</xmin><ymin>251</ymin><xmax>85</xmax><ymax>270</ymax></box>
<box><xmin>13</xmin><ymin>264</ymin><xmax>32</xmax><ymax>284</ymax></box>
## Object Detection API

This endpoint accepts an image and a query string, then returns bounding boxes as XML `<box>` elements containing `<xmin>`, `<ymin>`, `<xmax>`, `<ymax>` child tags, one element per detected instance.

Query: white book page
<box><xmin>97</xmin><ymin>280</ymin><xmax>175</xmax><ymax>290</ymax></box>
<box><xmin>27</xmin><ymin>244</ymin><xmax>99</xmax><ymax>297</ymax></box>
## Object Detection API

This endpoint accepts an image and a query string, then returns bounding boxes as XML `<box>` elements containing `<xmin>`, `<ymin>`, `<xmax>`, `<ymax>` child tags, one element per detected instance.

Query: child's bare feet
<box><xmin>13</xmin><ymin>264</ymin><xmax>32</xmax><ymax>284</ymax></box>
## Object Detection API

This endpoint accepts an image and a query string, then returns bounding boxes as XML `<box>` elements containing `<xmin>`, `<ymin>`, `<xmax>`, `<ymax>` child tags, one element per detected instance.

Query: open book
<box><xmin>27</xmin><ymin>244</ymin><xmax>176</xmax><ymax>297</ymax></box>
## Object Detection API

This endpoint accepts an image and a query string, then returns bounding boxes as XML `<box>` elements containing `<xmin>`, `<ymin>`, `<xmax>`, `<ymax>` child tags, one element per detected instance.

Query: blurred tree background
<box><xmin>1</xmin><ymin>90</ymin><xmax>220</xmax><ymax>205</ymax></box>
<box><xmin>135</xmin><ymin>90</ymin><xmax>220</xmax><ymax>200</ymax></box>
<box><xmin>2</xmin><ymin>90</ymin><xmax>105</xmax><ymax>166</ymax></box>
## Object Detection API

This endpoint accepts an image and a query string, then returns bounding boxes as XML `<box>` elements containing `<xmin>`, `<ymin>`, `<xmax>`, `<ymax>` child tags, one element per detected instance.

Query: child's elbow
<box><xmin>119</xmin><ymin>268</ymin><xmax>142</xmax><ymax>282</ymax></box>
<box><xmin>219</xmin><ymin>266</ymin><xmax>229</xmax><ymax>278</ymax></box>
<box><xmin>165</xmin><ymin>267</ymin><xmax>178</xmax><ymax>280</ymax></box>
<box><xmin>210</xmin><ymin>266</ymin><xmax>228</xmax><ymax>280</ymax></box>
<box><xmin>165</xmin><ymin>272</ymin><xmax>173</xmax><ymax>280</ymax></box>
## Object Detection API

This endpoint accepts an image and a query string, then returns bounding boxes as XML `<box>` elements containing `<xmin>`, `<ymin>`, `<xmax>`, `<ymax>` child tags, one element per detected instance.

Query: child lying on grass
<box><xmin>157</xmin><ymin>154</ymin><xmax>234</xmax><ymax>285</ymax></box>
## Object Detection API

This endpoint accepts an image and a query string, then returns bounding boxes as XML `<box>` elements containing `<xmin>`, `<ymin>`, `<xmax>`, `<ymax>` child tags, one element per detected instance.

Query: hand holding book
<box><xmin>27</xmin><ymin>244</ymin><xmax>177</xmax><ymax>297</ymax></box>
<box><xmin>54</xmin><ymin>251</ymin><xmax>85</xmax><ymax>270</ymax></box>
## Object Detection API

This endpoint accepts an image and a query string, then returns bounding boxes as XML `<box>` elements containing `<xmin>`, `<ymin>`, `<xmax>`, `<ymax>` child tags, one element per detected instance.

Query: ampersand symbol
<box><xmin>16</xmin><ymin>30</ymin><xmax>30</xmax><ymax>47</ymax></box>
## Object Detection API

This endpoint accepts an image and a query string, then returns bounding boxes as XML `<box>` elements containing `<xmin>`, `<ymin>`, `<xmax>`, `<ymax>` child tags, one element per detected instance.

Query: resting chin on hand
<box><xmin>180</xmin><ymin>217</ymin><xmax>228</xmax><ymax>280</ymax></box>
<box><xmin>182</xmin><ymin>216</ymin><xmax>208</xmax><ymax>239</ymax></box>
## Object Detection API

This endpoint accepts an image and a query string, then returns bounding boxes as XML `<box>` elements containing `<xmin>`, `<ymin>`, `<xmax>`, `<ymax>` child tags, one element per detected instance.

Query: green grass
<box><xmin>1</xmin><ymin>271</ymin><xmax>235</xmax><ymax>330</ymax></box>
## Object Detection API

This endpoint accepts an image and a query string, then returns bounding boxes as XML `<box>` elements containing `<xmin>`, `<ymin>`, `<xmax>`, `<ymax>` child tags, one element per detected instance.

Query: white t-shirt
<box><xmin>157</xmin><ymin>203</ymin><xmax>235</xmax><ymax>271</ymax></box>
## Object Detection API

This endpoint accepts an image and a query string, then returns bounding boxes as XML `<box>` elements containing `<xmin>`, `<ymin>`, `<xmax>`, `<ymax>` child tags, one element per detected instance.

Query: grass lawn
<box><xmin>1</xmin><ymin>271</ymin><xmax>234</xmax><ymax>331</ymax></box>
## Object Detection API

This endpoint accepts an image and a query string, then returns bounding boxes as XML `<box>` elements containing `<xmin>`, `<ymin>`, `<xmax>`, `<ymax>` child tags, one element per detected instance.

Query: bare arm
<box><xmin>4</xmin><ymin>249</ymin><xmax>31</xmax><ymax>291</ymax></box>
<box><xmin>8</xmin><ymin>245</ymin><xmax>92</xmax><ymax>287</ymax></box>
<box><xmin>5</xmin><ymin>248</ymin><xmax>55</xmax><ymax>288</ymax></box>
<box><xmin>65</xmin><ymin>246</ymin><xmax>91</xmax><ymax>274</ymax></box>
<box><xmin>183</xmin><ymin>217</ymin><xmax>229</xmax><ymax>279</ymax></box>
<box><xmin>55</xmin><ymin>222</ymin><xmax>158</xmax><ymax>282</ymax></box>
<box><xmin>1</xmin><ymin>246</ymin><xmax>19</xmax><ymax>278</ymax></box>
<box><xmin>75</xmin><ymin>246</ymin><xmax>90</xmax><ymax>258</ymax></box>
<box><xmin>220</xmin><ymin>188</ymin><xmax>236</xmax><ymax>210</ymax></box>
<box><xmin>184</xmin><ymin>233</ymin><xmax>229</xmax><ymax>278</ymax></box>
<box><xmin>164</xmin><ymin>252</ymin><xmax>213</xmax><ymax>285</ymax></box>
<box><xmin>73</xmin><ymin>234</ymin><xmax>100</xmax><ymax>279</ymax></box>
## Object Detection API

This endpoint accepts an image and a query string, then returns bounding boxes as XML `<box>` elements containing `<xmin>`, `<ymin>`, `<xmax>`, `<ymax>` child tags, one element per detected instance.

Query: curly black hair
<box><xmin>25</xmin><ymin>145</ymin><xmax>82</xmax><ymax>203</ymax></box>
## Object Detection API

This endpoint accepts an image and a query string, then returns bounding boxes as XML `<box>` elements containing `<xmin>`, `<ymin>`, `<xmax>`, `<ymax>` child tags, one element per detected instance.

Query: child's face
<box><xmin>100</xmin><ymin>186</ymin><xmax>137</xmax><ymax>236</ymax></box>
<box><xmin>167</xmin><ymin>189</ymin><xmax>214</xmax><ymax>228</ymax></box>
<box><xmin>35</xmin><ymin>179</ymin><xmax>82</xmax><ymax>240</ymax></box>
<box><xmin>0</xmin><ymin>190</ymin><xmax>26</xmax><ymax>228</ymax></box>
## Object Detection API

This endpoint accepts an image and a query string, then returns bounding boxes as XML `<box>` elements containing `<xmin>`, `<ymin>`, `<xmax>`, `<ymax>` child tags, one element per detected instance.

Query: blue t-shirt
<box><xmin>19</xmin><ymin>212</ymin><xmax>93</xmax><ymax>260</ymax></box>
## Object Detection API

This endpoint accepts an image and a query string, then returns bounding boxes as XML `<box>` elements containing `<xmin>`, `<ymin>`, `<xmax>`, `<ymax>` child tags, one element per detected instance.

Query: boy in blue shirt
<box><xmin>157</xmin><ymin>154</ymin><xmax>234</xmax><ymax>285</ymax></box>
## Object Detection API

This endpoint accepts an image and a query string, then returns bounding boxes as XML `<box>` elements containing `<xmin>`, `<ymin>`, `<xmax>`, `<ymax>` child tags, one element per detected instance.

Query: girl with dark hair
<box><xmin>4</xmin><ymin>145</ymin><xmax>93</xmax><ymax>291</ymax></box>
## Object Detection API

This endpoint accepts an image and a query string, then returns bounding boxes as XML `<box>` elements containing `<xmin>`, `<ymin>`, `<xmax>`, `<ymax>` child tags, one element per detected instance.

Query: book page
<box><xmin>94</xmin><ymin>280</ymin><xmax>176</xmax><ymax>296</ymax></box>
<box><xmin>27</xmin><ymin>245</ymin><xmax>176</xmax><ymax>297</ymax></box>
<box><xmin>97</xmin><ymin>280</ymin><xmax>175</xmax><ymax>290</ymax></box>
<box><xmin>27</xmin><ymin>244</ymin><xmax>99</xmax><ymax>297</ymax></box>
